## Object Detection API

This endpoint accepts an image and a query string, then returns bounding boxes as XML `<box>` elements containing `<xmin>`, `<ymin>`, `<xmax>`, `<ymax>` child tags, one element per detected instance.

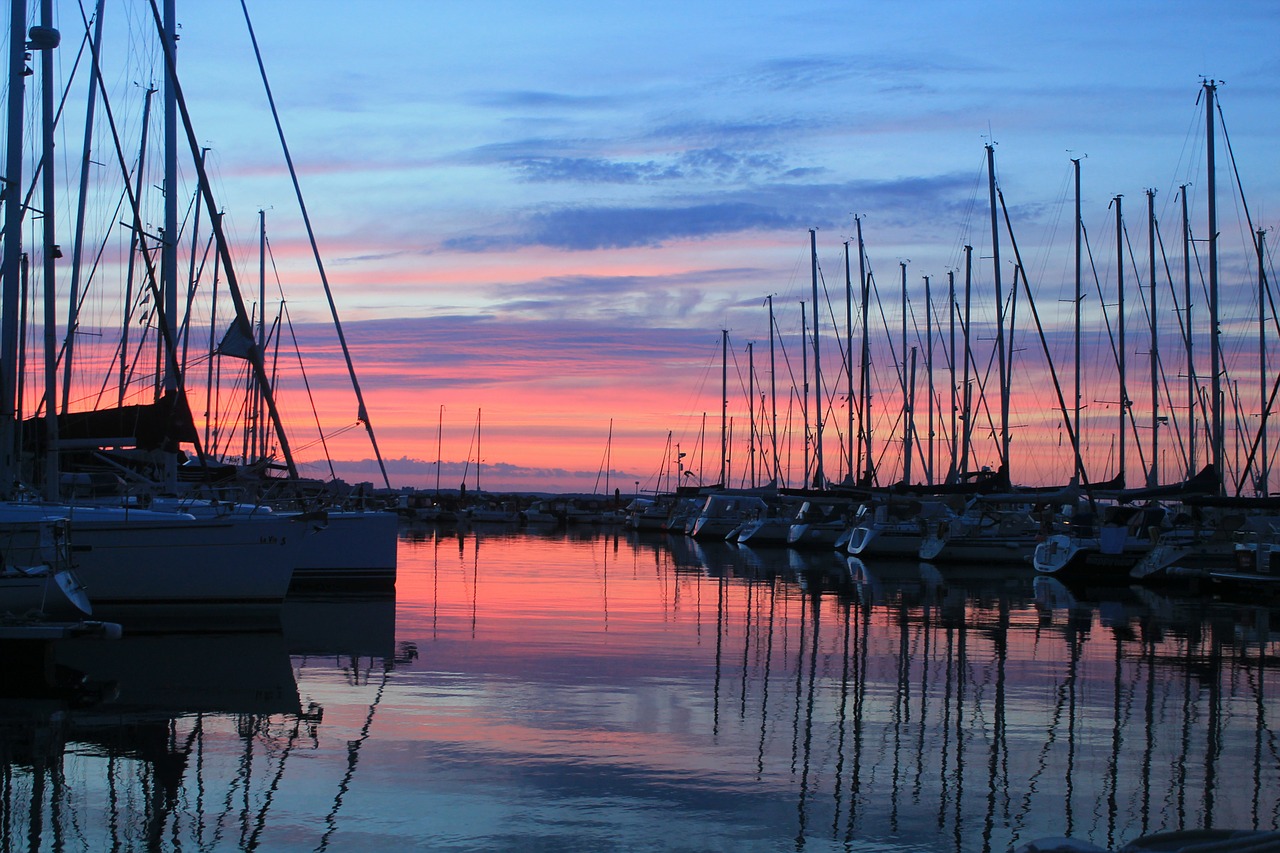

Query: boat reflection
<box><xmin>625</xmin><ymin>528</ymin><xmax>1279</xmax><ymax>851</ymax></box>
<box><xmin>1</xmin><ymin>589</ymin><xmax>401</xmax><ymax>851</ymax></box>
<box><xmin>3</xmin><ymin>529</ymin><xmax>1274</xmax><ymax>851</ymax></box>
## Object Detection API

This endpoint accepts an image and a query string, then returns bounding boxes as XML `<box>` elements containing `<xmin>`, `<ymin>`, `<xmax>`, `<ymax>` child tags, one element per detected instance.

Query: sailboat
<box><xmin>0</xmin><ymin>0</ymin><xmax>399</xmax><ymax>619</ymax></box>
<box><xmin>28</xmin><ymin>3</ymin><xmax>394</xmax><ymax>594</ymax></box>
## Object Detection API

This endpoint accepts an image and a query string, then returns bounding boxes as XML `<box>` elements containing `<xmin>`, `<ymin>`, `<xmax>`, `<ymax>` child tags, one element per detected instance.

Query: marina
<box><xmin>0</xmin><ymin>4</ymin><xmax>1277</xmax><ymax>850</ymax></box>
<box><xmin>3</xmin><ymin>525</ymin><xmax>1278</xmax><ymax>851</ymax></box>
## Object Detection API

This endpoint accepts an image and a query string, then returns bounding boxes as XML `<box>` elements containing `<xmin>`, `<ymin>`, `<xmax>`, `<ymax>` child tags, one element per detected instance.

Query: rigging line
<box><xmin>104</xmin><ymin>258</ymin><xmax>161</xmax><ymax>411</ymax></box>
<box><xmin>1185</xmin><ymin>216</ymin><xmax>1215</xmax><ymax>451</ymax></box>
<box><xmin>998</xmin><ymin>188</ymin><xmax>1086</xmax><ymax>487</ymax></box>
<box><xmin>1153</xmin><ymin>216</ymin><xmax>1192</xmax><ymax>473</ymax></box>
<box><xmin>869</xmin><ymin>265</ymin><xmax>906</xmax><ymax>397</ymax></box>
<box><xmin>177</xmin><ymin>228</ymin><xmax>217</xmax><ymax>367</ymax></box>
<box><xmin>1081</xmin><ymin>219</ymin><xmax>1127</xmax><ymax>398</ymax></box>
<box><xmin>15</xmin><ymin>15</ymin><xmax>90</xmax><ymax>241</ymax></box>
<box><xmin>239</xmin><ymin>0</ymin><xmax>388</xmax><ymax>490</ymax></box>
<box><xmin>70</xmin><ymin>1</ymin><xmax>213</xmax><ymax>465</ymax></box>
<box><xmin>1119</xmin><ymin>221</ymin><xmax>1152</xmax><ymax>478</ymax></box>
<box><xmin>1227</xmin><ymin>380</ymin><xmax>1249</xmax><ymax>494</ymax></box>
<box><xmin>1234</xmin><ymin>367</ymin><xmax>1280</xmax><ymax>496</ymax></box>
<box><xmin>148</xmin><ymin>0</ymin><xmax>292</xmax><ymax>477</ymax></box>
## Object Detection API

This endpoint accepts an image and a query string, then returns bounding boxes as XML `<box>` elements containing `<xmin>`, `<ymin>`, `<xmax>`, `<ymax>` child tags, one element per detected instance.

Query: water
<box><xmin>3</xmin><ymin>525</ymin><xmax>1278</xmax><ymax>852</ymax></box>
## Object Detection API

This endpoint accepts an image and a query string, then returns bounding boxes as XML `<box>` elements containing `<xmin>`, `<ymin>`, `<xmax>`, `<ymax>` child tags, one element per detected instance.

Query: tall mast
<box><xmin>960</xmin><ymin>244</ymin><xmax>973</xmax><ymax>478</ymax></box>
<box><xmin>256</xmin><ymin>208</ymin><xmax>267</xmax><ymax>463</ymax></box>
<box><xmin>118</xmin><ymin>88</ymin><xmax>154</xmax><ymax>407</ymax></box>
<box><xmin>747</xmin><ymin>341</ymin><xmax>755</xmax><ymax>488</ymax></box>
<box><xmin>38</xmin><ymin>0</ymin><xmax>59</xmax><ymax>499</ymax></box>
<box><xmin>1258</xmin><ymin>228</ymin><xmax>1269</xmax><ymax>495</ymax></box>
<box><xmin>147</xmin><ymin>0</ymin><xmax>298</xmax><ymax>478</ymax></box>
<box><xmin>857</xmin><ymin>217</ymin><xmax>872</xmax><ymax>486</ymax></box>
<box><xmin>947</xmin><ymin>269</ymin><xmax>957</xmax><ymax>483</ymax></box>
<box><xmin>0</xmin><ymin>0</ymin><xmax>29</xmax><ymax>495</ymax></box>
<box><xmin>809</xmin><ymin>228</ymin><xmax>823</xmax><ymax>488</ymax></box>
<box><xmin>1148</xmin><ymin>189</ymin><xmax>1159</xmax><ymax>487</ymax></box>
<box><xmin>62</xmin><ymin>0</ymin><xmax>106</xmax><ymax>415</ymax></box>
<box><xmin>924</xmin><ymin>274</ymin><xmax>934</xmax><ymax>486</ymax></box>
<box><xmin>986</xmin><ymin>144</ymin><xmax>1010</xmax><ymax>472</ymax></box>
<box><xmin>899</xmin><ymin>261</ymin><xmax>910</xmax><ymax>484</ymax></box>
<box><xmin>1205</xmin><ymin>79</ymin><xmax>1223</xmax><ymax>493</ymax></box>
<box><xmin>801</xmin><ymin>301</ymin><xmax>808</xmax><ymax>485</ymax></box>
<box><xmin>435</xmin><ymin>404</ymin><xmax>443</xmax><ymax>495</ymax></box>
<box><xmin>844</xmin><ymin>240</ymin><xmax>854</xmax><ymax>482</ymax></box>
<box><xmin>1181</xmin><ymin>184</ymin><xmax>1195</xmax><ymax>478</ymax></box>
<box><xmin>904</xmin><ymin>347</ymin><xmax>916</xmax><ymax>485</ymax></box>
<box><xmin>767</xmin><ymin>294</ymin><xmax>779</xmax><ymax>485</ymax></box>
<box><xmin>162</xmin><ymin>0</ymin><xmax>178</xmax><ymax>395</ymax></box>
<box><xmin>1114</xmin><ymin>194</ymin><xmax>1127</xmax><ymax>486</ymax></box>
<box><xmin>240</xmin><ymin>0</ymin><xmax>391</xmax><ymax>489</ymax></box>
<box><xmin>1072</xmin><ymin>158</ymin><xmax>1083</xmax><ymax>474</ymax></box>
<box><xmin>719</xmin><ymin>328</ymin><xmax>728</xmax><ymax>487</ymax></box>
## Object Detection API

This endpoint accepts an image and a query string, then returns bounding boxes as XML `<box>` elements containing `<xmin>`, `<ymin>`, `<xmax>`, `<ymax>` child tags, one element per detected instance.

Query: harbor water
<box><xmin>3</xmin><ymin>524</ymin><xmax>1278</xmax><ymax>851</ymax></box>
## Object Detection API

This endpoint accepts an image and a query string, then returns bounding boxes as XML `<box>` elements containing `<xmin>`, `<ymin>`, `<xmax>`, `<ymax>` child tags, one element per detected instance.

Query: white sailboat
<box><xmin>4</xmin><ymin>1</ymin><xmax>396</xmax><ymax>605</ymax></box>
<box><xmin>0</xmin><ymin>1</ymin><xmax>312</xmax><ymax>620</ymax></box>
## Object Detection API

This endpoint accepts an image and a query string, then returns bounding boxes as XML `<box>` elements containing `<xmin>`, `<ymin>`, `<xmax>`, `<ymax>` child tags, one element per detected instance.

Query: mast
<box><xmin>800</xmin><ymin>302</ymin><xmax>808</xmax><ymax>486</ymax></box>
<box><xmin>0</xmin><ymin>0</ymin><xmax>28</xmax><ymax>495</ymax></box>
<box><xmin>1258</xmin><ymin>228</ymin><xmax>1269</xmax><ymax>495</ymax></box>
<box><xmin>255</xmin><ymin>208</ymin><xmax>267</xmax><ymax>463</ymax></box>
<box><xmin>899</xmin><ymin>261</ymin><xmax>908</xmax><ymax>482</ymax></box>
<box><xmin>767</xmin><ymin>295</ymin><xmax>780</xmax><ymax>485</ymax></box>
<box><xmin>1072</xmin><ymin>158</ymin><xmax>1083</xmax><ymax>474</ymax></box>
<box><xmin>1148</xmin><ymin>189</ymin><xmax>1159</xmax><ymax>488</ymax></box>
<box><xmin>924</xmin><ymin>274</ymin><xmax>934</xmax><ymax>486</ymax></box>
<box><xmin>162</xmin><ymin>0</ymin><xmax>178</xmax><ymax>396</ymax></box>
<box><xmin>239</xmin><ymin>0</ymin><xmax>391</xmax><ymax>489</ymax></box>
<box><xmin>947</xmin><ymin>269</ymin><xmax>957</xmax><ymax>483</ymax></box>
<box><xmin>747</xmin><ymin>341</ymin><xmax>755</xmax><ymax>488</ymax></box>
<box><xmin>720</xmin><ymin>328</ymin><xmax>728</xmax><ymax>487</ymax></box>
<box><xmin>38</xmin><ymin>0</ymin><xmax>59</xmax><ymax>499</ymax></box>
<box><xmin>857</xmin><ymin>216</ymin><xmax>872</xmax><ymax>486</ymax></box>
<box><xmin>960</xmin><ymin>244</ymin><xmax>973</xmax><ymax>479</ymax></box>
<box><xmin>62</xmin><ymin>0</ymin><xmax>105</xmax><ymax>415</ymax></box>
<box><xmin>203</xmin><ymin>229</ymin><xmax>220</xmax><ymax>452</ymax></box>
<box><xmin>904</xmin><ymin>347</ymin><xmax>916</xmax><ymax>485</ymax></box>
<box><xmin>844</xmin><ymin>240</ymin><xmax>854</xmax><ymax>482</ymax></box>
<box><xmin>118</xmin><ymin>87</ymin><xmax>154</xmax><ymax>407</ymax></box>
<box><xmin>147</xmin><ymin>0</ymin><xmax>298</xmax><ymax>479</ymax></box>
<box><xmin>1181</xmin><ymin>184</ymin><xmax>1195</xmax><ymax>478</ymax></box>
<box><xmin>809</xmin><ymin>228</ymin><xmax>824</xmax><ymax>488</ymax></box>
<box><xmin>986</xmin><ymin>144</ymin><xmax>1010</xmax><ymax>472</ymax></box>
<box><xmin>434</xmin><ymin>404</ymin><xmax>443</xmax><ymax>496</ymax></box>
<box><xmin>1114</xmin><ymin>194</ymin><xmax>1127</xmax><ymax>486</ymax></box>
<box><xmin>1205</xmin><ymin>79</ymin><xmax>1223</xmax><ymax>493</ymax></box>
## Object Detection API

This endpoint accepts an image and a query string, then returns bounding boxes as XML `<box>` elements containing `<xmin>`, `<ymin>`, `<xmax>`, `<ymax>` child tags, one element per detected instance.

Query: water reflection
<box><xmin>1</xmin><ymin>527</ymin><xmax>1276</xmax><ymax>852</ymax></box>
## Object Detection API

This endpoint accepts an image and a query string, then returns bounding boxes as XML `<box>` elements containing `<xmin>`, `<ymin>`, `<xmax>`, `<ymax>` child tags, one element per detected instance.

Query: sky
<box><xmin>15</xmin><ymin>0</ymin><xmax>1280</xmax><ymax>494</ymax></box>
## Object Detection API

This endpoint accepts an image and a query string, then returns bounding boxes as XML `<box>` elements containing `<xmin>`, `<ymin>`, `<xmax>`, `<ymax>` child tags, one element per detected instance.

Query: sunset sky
<box><xmin>19</xmin><ymin>1</ymin><xmax>1280</xmax><ymax>494</ymax></box>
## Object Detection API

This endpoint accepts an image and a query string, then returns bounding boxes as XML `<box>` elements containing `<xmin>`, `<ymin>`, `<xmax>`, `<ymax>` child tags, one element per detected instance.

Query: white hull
<box><xmin>919</xmin><ymin>532</ymin><xmax>1037</xmax><ymax>563</ymax></box>
<box><xmin>55</xmin><ymin>506</ymin><xmax>299</xmax><ymax>606</ymax></box>
<box><xmin>846</xmin><ymin>525</ymin><xmax>924</xmax><ymax>557</ymax></box>
<box><xmin>287</xmin><ymin>509</ymin><xmax>398</xmax><ymax>589</ymax></box>
<box><xmin>0</xmin><ymin>567</ymin><xmax>90</xmax><ymax>619</ymax></box>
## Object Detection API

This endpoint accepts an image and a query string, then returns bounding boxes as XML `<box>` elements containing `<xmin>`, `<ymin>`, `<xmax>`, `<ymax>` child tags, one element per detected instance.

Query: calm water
<box><xmin>3</xmin><ymin>525</ymin><xmax>1278</xmax><ymax>852</ymax></box>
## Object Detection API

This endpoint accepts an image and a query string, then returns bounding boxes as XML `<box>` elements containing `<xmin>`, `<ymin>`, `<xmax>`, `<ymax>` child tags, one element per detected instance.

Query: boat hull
<box><xmin>62</xmin><ymin>508</ymin><xmax>299</xmax><ymax>607</ymax></box>
<box><xmin>286</xmin><ymin>510</ymin><xmax>398</xmax><ymax>591</ymax></box>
